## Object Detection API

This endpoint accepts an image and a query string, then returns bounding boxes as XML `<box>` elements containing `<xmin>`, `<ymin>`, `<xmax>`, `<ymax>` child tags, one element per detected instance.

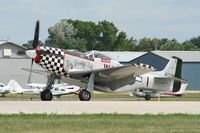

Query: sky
<box><xmin>0</xmin><ymin>0</ymin><xmax>200</xmax><ymax>45</ymax></box>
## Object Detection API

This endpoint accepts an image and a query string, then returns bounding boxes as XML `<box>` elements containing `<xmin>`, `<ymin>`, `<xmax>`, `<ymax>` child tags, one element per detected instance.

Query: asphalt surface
<box><xmin>0</xmin><ymin>101</ymin><xmax>200</xmax><ymax>114</ymax></box>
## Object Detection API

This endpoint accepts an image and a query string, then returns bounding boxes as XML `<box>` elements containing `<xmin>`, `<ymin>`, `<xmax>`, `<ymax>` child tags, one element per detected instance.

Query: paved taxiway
<box><xmin>0</xmin><ymin>101</ymin><xmax>200</xmax><ymax>114</ymax></box>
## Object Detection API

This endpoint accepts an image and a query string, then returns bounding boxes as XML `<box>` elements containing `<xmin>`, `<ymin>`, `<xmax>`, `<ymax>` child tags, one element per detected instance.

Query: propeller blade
<box><xmin>27</xmin><ymin>59</ymin><xmax>34</xmax><ymax>83</ymax></box>
<box><xmin>32</xmin><ymin>20</ymin><xmax>40</xmax><ymax>48</ymax></box>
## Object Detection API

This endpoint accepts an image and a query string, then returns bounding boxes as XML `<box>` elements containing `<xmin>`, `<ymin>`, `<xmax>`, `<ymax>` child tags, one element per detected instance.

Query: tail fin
<box><xmin>7</xmin><ymin>80</ymin><xmax>23</xmax><ymax>93</ymax></box>
<box><xmin>156</xmin><ymin>56</ymin><xmax>182</xmax><ymax>77</ymax></box>
<box><xmin>172</xmin><ymin>56</ymin><xmax>183</xmax><ymax>92</ymax></box>
<box><xmin>173</xmin><ymin>56</ymin><xmax>182</xmax><ymax>78</ymax></box>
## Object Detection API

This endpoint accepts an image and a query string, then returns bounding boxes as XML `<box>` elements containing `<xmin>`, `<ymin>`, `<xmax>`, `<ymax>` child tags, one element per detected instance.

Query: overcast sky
<box><xmin>0</xmin><ymin>0</ymin><xmax>200</xmax><ymax>45</ymax></box>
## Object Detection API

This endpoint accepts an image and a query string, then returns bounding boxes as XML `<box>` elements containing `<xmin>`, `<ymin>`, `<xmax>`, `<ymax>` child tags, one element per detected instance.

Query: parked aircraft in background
<box><xmin>0</xmin><ymin>80</ymin><xmax>37</xmax><ymax>96</ymax></box>
<box><xmin>0</xmin><ymin>79</ymin><xmax>81</xmax><ymax>99</ymax></box>
<box><xmin>27</xmin><ymin>83</ymin><xmax>81</xmax><ymax>98</ymax></box>
<box><xmin>0</xmin><ymin>82</ymin><xmax>11</xmax><ymax>96</ymax></box>
<box><xmin>7</xmin><ymin>79</ymin><xmax>38</xmax><ymax>94</ymax></box>
<box><xmin>129</xmin><ymin>56</ymin><xmax>188</xmax><ymax>100</ymax></box>
<box><xmin>24</xmin><ymin>21</ymin><xmax>154</xmax><ymax>101</ymax></box>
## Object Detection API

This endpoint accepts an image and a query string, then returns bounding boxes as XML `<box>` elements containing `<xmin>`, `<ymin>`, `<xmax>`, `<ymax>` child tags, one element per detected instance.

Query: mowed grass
<box><xmin>0</xmin><ymin>114</ymin><xmax>200</xmax><ymax>133</ymax></box>
<box><xmin>0</xmin><ymin>92</ymin><xmax>200</xmax><ymax>101</ymax></box>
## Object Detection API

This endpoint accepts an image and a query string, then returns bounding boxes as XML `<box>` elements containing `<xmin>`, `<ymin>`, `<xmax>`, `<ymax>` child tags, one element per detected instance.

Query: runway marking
<box><xmin>1</xmin><ymin>101</ymin><xmax>200</xmax><ymax>114</ymax></box>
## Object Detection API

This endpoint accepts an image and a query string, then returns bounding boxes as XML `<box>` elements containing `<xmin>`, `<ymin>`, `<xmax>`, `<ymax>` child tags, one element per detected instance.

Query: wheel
<box><xmin>79</xmin><ymin>89</ymin><xmax>91</xmax><ymax>101</ymax></box>
<box><xmin>41</xmin><ymin>89</ymin><xmax>53</xmax><ymax>101</ymax></box>
<box><xmin>144</xmin><ymin>94</ymin><xmax>151</xmax><ymax>101</ymax></box>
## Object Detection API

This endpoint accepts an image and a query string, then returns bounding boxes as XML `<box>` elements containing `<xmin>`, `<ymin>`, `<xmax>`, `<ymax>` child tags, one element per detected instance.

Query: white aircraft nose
<box><xmin>25</xmin><ymin>49</ymin><xmax>37</xmax><ymax>58</ymax></box>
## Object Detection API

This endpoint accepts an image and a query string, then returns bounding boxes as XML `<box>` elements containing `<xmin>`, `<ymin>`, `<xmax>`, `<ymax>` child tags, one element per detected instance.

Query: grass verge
<box><xmin>0</xmin><ymin>114</ymin><xmax>200</xmax><ymax>133</ymax></box>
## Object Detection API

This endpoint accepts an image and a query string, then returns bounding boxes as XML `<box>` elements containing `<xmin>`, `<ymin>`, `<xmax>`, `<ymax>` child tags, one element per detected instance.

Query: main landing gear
<box><xmin>41</xmin><ymin>74</ymin><xmax>56</xmax><ymax>101</ymax></box>
<box><xmin>144</xmin><ymin>93</ymin><xmax>151</xmax><ymax>101</ymax></box>
<box><xmin>79</xmin><ymin>73</ymin><xmax>95</xmax><ymax>101</ymax></box>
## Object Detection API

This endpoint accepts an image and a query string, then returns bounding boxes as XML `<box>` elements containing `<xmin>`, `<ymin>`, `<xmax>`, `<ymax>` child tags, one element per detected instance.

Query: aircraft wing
<box><xmin>69</xmin><ymin>64</ymin><xmax>155</xmax><ymax>80</ymax></box>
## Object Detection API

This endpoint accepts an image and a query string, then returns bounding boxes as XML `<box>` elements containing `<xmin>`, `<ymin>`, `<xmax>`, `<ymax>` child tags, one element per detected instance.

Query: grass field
<box><xmin>0</xmin><ymin>114</ymin><xmax>200</xmax><ymax>133</ymax></box>
<box><xmin>1</xmin><ymin>93</ymin><xmax>200</xmax><ymax>133</ymax></box>
<box><xmin>0</xmin><ymin>92</ymin><xmax>200</xmax><ymax>101</ymax></box>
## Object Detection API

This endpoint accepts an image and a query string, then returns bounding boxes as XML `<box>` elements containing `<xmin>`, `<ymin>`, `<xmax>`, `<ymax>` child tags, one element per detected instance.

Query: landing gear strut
<box><xmin>41</xmin><ymin>73</ymin><xmax>56</xmax><ymax>101</ymax></box>
<box><xmin>79</xmin><ymin>73</ymin><xmax>94</xmax><ymax>101</ymax></box>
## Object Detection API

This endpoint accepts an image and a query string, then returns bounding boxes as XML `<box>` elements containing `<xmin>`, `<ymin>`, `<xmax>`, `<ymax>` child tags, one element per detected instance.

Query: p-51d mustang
<box><xmin>25</xmin><ymin>21</ymin><xmax>155</xmax><ymax>101</ymax></box>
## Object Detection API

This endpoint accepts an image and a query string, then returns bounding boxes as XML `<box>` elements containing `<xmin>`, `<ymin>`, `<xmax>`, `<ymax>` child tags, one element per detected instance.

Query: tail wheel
<box><xmin>79</xmin><ymin>89</ymin><xmax>91</xmax><ymax>101</ymax></box>
<box><xmin>145</xmin><ymin>94</ymin><xmax>151</xmax><ymax>101</ymax></box>
<box><xmin>41</xmin><ymin>89</ymin><xmax>53</xmax><ymax>101</ymax></box>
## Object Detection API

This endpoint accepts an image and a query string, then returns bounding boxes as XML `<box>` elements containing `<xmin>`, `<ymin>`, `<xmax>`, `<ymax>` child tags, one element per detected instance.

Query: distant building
<box><xmin>0</xmin><ymin>40</ymin><xmax>47</xmax><ymax>88</ymax></box>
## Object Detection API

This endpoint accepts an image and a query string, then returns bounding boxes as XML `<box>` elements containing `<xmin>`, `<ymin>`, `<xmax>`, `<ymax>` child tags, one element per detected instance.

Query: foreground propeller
<box><xmin>27</xmin><ymin>59</ymin><xmax>34</xmax><ymax>83</ymax></box>
<box><xmin>32</xmin><ymin>20</ymin><xmax>40</xmax><ymax>48</ymax></box>
<box><xmin>26</xmin><ymin>20</ymin><xmax>40</xmax><ymax>83</ymax></box>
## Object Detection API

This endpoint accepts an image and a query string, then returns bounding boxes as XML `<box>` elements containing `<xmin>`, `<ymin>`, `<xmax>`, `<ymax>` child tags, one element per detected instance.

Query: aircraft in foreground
<box><xmin>129</xmin><ymin>56</ymin><xmax>188</xmax><ymax>100</ymax></box>
<box><xmin>25</xmin><ymin>21</ymin><xmax>154</xmax><ymax>101</ymax></box>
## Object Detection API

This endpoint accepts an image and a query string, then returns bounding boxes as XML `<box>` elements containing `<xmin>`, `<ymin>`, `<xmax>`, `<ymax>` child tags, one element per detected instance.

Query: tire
<box><xmin>41</xmin><ymin>89</ymin><xmax>53</xmax><ymax>101</ymax></box>
<box><xmin>145</xmin><ymin>94</ymin><xmax>151</xmax><ymax>101</ymax></box>
<box><xmin>79</xmin><ymin>89</ymin><xmax>91</xmax><ymax>101</ymax></box>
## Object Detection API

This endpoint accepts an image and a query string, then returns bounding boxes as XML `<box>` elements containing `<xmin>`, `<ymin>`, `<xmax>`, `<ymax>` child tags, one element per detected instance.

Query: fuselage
<box><xmin>33</xmin><ymin>46</ymin><xmax>121</xmax><ymax>76</ymax></box>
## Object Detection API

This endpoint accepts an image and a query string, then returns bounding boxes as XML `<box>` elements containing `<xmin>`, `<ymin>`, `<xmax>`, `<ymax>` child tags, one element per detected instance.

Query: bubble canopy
<box><xmin>84</xmin><ymin>50</ymin><xmax>111</xmax><ymax>59</ymax></box>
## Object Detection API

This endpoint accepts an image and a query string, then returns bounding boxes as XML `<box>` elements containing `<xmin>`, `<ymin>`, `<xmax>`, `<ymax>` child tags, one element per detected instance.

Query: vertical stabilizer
<box><xmin>172</xmin><ymin>56</ymin><xmax>183</xmax><ymax>92</ymax></box>
<box><xmin>159</xmin><ymin>57</ymin><xmax>178</xmax><ymax>76</ymax></box>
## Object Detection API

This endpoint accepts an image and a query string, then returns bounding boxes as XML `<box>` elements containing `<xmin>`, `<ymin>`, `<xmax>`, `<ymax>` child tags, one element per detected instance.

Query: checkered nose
<box><xmin>25</xmin><ymin>49</ymin><xmax>37</xmax><ymax>59</ymax></box>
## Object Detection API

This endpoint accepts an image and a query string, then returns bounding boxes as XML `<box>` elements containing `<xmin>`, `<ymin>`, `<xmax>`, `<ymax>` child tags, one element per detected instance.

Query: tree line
<box><xmin>23</xmin><ymin>19</ymin><xmax>200</xmax><ymax>51</ymax></box>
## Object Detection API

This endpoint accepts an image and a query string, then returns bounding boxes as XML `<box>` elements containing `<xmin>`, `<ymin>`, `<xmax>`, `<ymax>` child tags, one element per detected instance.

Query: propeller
<box><xmin>27</xmin><ymin>59</ymin><xmax>34</xmax><ymax>83</ymax></box>
<box><xmin>27</xmin><ymin>20</ymin><xmax>40</xmax><ymax>83</ymax></box>
<box><xmin>32</xmin><ymin>20</ymin><xmax>40</xmax><ymax>48</ymax></box>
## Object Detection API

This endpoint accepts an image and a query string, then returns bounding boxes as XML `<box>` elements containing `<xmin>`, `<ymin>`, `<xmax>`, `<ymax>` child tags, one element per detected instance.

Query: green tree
<box><xmin>182</xmin><ymin>41</ymin><xmax>199</xmax><ymax>50</ymax></box>
<box><xmin>45</xmin><ymin>19</ymin><xmax>132</xmax><ymax>51</ymax></box>
<box><xmin>188</xmin><ymin>36</ymin><xmax>200</xmax><ymax>48</ymax></box>
<box><xmin>135</xmin><ymin>38</ymin><xmax>154</xmax><ymax>51</ymax></box>
<box><xmin>113</xmin><ymin>32</ymin><xmax>132</xmax><ymax>51</ymax></box>
<box><xmin>68</xmin><ymin>19</ymin><xmax>100</xmax><ymax>51</ymax></box>
<box><xmin>160</xmin><ymin>39</ymin><xmax>183</xmax><ymax>50</ymax></box>
<box><xmin>95</xmin><ymin>20</ymin><xmax>118</xmax><ymax>50</ymax></box>
<box><xmin>45</xmin><ymin>19</ymin><xmax>78</xmax><ymax>50</ymax></box>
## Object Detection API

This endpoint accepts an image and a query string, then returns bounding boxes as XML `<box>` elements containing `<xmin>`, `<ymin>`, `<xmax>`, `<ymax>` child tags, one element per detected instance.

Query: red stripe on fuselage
<box><xmin>163</xmin><ymin>92</ymin><xmax>183</xmax><ymax>96</ymax></box>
